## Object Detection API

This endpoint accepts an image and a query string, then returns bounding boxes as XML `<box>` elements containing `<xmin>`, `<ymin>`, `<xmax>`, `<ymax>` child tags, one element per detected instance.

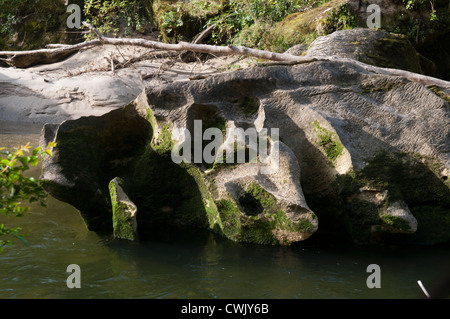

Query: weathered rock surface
<box><xmin>305</xmin><ymin>28</ymin><xmax>426</xmax><ymax>74</ymax></box>
<box><xmin>0</xmin><ymin>45</ymin><xmax>240</xmax><ymax>124</ymax></box>
<box><xmin>0</xmin><ymin>47</ymin><xmax>143</xmax><ymax>123</ymax></box>
<box><xmin>40</xmin><ymin>57</ymin><xmax>450</xmax><ymax>245</ymax></box>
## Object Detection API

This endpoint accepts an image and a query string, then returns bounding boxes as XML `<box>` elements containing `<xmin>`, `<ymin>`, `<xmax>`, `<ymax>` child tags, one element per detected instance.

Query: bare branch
<box><xmin>82</xmin><ymin>21</ymin><xmax>104</xmax><ymax>40</ymax></box>
<box><xmin>0</xmin><ymin>22</ymin><xmax>449</xmax><ymax>89</ymax></box>
<box><xmin>192</xmin><ymin>23</ymin><xmax>216</xmax><ymax>44</ymax></box>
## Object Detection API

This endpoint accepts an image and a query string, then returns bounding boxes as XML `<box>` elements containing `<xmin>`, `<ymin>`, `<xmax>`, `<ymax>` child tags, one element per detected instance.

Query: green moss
<box><xmin>238</xmin><ymin>182</ymin><xmax>277</xmax><ymax>217</ymax></box>
<box><xmin>333</xmin><ymin>169</ymin><xmax>360</xmax><ymax>196</ymax></box>
<box><xmin>216</xmin><ymin>191</ymin><xmax>314</xmax><ymax>245</ymax></box>
<box><xmin>152</xmin><ymin>122</ymin><xmax>174</xmax><ymax>155</ymax></box>
<box><xmin>145</xmin><ymin>107</ymin><xmax>157</xmax><ymax>128</ymax></box>
<box><xmin>240</xmin><ymin>210</ymin><xmax>314</xmax><ymax>245</ymax></box>
<box><xmin>216</xmin><ymin>198</ymin><xmax>242</xmax><ymax>240</ymax></box>
<box><xmin>429</xmin><ymin>86</ymin><xmax>450</xmax><ymax>103</ymax></box>
<box><xmin>83</xmin><ymin>0</ymin><xmax>149</xmax><ymax>39</ymax></box>
<box><xmin>312</xmin><ymin>120</ymin><xmax>344</xmax><ymax>164</ymax></box>
<box><xmin>360</xmin><ymin>36</ymin><xmax>423</xmax><ymax>74</ymax></box>
<box><xmin>383</xmin><ymin>6</ymin><xmax>450</xmax><ymax>53</ymax></box>
<box><xmin>379</xmin><ymin>214</ymin><xmax>411</xmax><ymax>232</ymax></box>
<box><xmin>240</xmin><ymin>217</ymin><xmax>279</xmax><ymax>245</ymax></box>
<box><xmin>318</xmin><ymin>2</ymin><xmax>359</xmax><ymax>35</ymax></box>
<box><xmin>109</xmin><ymin>178</ymin><xmax>136</xmax><ymax>241</ymax></box>
<box><xmin>145</xmin><ymin>107</ymin><xmax>175</xmax><ymax>156</ymax></box>
<box><xmin>212</xmin><ymin>140</ymin><xmax>255</xmax><ymax>171</ymax></box>
<box><xmin>360</xmin><ymin>79</ymin><xmax>402</xmax><ymax>94</ymax></box>
<box><xmin>240</xmin><ymin>96</ymin><xmax>260</xmax><ymax>116</ymax></box>
<box><xmin>264</xmin><ymin>0</ymin><xmax>356</xmax><ymax>52</ymax></box>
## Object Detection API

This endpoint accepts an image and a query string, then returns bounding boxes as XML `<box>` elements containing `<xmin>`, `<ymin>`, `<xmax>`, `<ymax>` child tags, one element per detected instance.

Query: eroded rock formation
<box><xmin>40</xmin><ymin>57</ymin><xmax>450</xmax><ymax>245</ymax></box>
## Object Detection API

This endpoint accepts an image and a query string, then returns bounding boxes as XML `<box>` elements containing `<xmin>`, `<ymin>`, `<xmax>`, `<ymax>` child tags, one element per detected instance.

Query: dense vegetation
<box><xmin>0</xmin><ymin>0</ymin><xmax>448</xmax><ymax>49</ymax></box>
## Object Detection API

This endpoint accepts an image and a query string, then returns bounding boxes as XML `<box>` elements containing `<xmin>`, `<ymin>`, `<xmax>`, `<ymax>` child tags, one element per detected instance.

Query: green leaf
<box><xmin>1</xmin><ymin>158</ymin><xmax>10</xmax><ymax>167</ymax></box>
<box><xmin>29</xmin><ymin>157</ymin><xmax>39</xmax><ymax>167</ymax></box>
<box><xmin>32</xmin><ymin>147</ymin><xmax>41</xmax><ymax>156</ymax></box>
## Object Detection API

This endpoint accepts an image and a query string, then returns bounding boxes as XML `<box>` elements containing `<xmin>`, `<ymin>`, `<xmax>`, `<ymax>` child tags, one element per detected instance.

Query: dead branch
<box><xmin>0</xmin><ymin>21</ymin><xmax>317</xmax><ymax>68</ymax></box>
<box><xmin>83</xmin><ymin>21</ymin><xmax>104</xmax><ymax>40</ymax></box>
<box><xmin>192</xmin><ymin>13</ymin><xmax>234</xmax><ymax>45</ymax></box>
<box><xmin>192</xmin><ymin>23</ymin><xmax>217</xmax><ymax>45</ymax></box>
<box><xmin>0</xmin><ymin>21</ymin><xmax>449</xmax><ymax>89</ymax></box>
<box><xmin>105</xmin><ymin>52</ymin><xmax>115</xmax><ymax>75</ymax></box>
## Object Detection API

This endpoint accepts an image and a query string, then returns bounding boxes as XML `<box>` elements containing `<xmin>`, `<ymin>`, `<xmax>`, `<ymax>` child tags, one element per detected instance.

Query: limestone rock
<box><xmin>269</xmin><ymin>0</ymin><xmax>357</xmax><ymax>51</ymax></box>
<box><xmin>305</xmin><ymin>28</ymin><xmax>424</xmax><ymax>74</ymax></box>
<box><xmin>40</xmin><ymin>57</ymin><xmax>450</xmax><ymax>245</ymax></box>
<box><xmin>378</xmin><ymin>200</ymin><xmax>418</xmax><ymax>234</ymax></box>
<box><xmin>109</xmin><ymin>177</ymin><xmax>138</xmax><ymax>241</ymax></box>
<box><xmin>40</xmin><ymin>101</ymin><xmax>152</xmax><ymax>232</ymax></box>
<box><xmin>284</xmin><ymin>44</ymin><xmax>309</xmax><ymax>56</ymax></box>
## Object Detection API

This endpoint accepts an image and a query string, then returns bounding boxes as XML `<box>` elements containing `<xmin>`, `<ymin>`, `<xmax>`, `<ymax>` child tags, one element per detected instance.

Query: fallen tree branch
<box><xmin>0</xmin><ymin>21</ymin><xmax>317</xmax><ymax>68</ymax></box>
<box><xmin>0</xmin><ymin>39</ymin><xmax>102</xmax><ymax>68</ymax></box>
<box><xmin>0</xmin><ymin>21</ymin><xmax>449</xmax><ymax>89</ymax></box>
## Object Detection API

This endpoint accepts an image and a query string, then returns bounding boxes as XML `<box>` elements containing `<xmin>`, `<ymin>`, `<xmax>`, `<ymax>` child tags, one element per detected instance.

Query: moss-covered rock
<box><xmin>265</xmin><ymin>0</ymin><xmax>359</xmax><ymax>52</ymax></box>
<box><xmin>351</xmin><ymin>0</ymin><xmax>450</xmax><ymax>80</ymax></box>
<box><xmin>378</xmin><ymin>200</ymin><xmax>418</xmax><ymax>233</ymax></box>
<box><xmin>312</xmin><ymin>120</ymin><xmax>344</xmax><ymax>166</ymax></box>
<box><xmin>0</xmin><ymin>0</ymin><xmax>84</xmax><ymax>51</ymax></box>
<box><xmin>333</xmin><ymin>151</ymin><xmax>450</xmax><ymax>244</ymax></box>
<box><xmin>109</xmin><ymin>177</ymin><xmax>138</xmax><ymax>241</ymax></box>
<box><xmin>40</xmin><ymin>62</ymin><xmax>449</xmax><ymax>247</ymax></box>
<box><xmin>132</xmin><ymin>98</ymin><xmax>318</xmax><ymax>245</ymax></box>
<box><xmin>361</xmin><ymin>35</ymin><xmax>423</xmax><ymax>74</ymax></box>
<box><xmin>215</xmin><ymin>181</ymin><xmax>317</xmax><ymax>246</ymax></box>
<box><xmin>40</xmin><ymin>101</ymin><xmax>152</xmax><ymax>233</ymax></box>
<box><xmin>123</xmin><ymin>110</ymin><xmax>221</xmax><ymax>236</ymax></box>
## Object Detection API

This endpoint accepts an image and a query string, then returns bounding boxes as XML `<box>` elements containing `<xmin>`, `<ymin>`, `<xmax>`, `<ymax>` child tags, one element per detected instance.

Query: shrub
<box><xmin>83</xmin><ymin>0</ymin><xmax>150</xmax><ymax>39</ymax></box>
<box><xmin>0</xmin><ymin>142</ymin><xmax>54</xmax><ymax>252</ymax></box>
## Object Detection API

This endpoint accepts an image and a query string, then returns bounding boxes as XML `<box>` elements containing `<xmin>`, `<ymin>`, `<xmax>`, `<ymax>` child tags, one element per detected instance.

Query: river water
<box><xmin>1</xmin><ymin>121</ymin><xmax>449</xmax><ymax>299</ymax></box>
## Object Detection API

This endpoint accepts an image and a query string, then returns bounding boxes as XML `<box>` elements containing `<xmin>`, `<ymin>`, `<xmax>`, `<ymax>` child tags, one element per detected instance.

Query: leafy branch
<box><xmin>0</xmin><ymin>142</ymin><xmax>55</xmax><ymax>252</ymax></box>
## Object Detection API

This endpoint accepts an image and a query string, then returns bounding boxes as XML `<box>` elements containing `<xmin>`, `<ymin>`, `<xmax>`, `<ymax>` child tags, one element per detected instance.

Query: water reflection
<box><xmin>1</xmin><ymin>190</ymin><xmax>450</xmax><ymax>299</ymax></box>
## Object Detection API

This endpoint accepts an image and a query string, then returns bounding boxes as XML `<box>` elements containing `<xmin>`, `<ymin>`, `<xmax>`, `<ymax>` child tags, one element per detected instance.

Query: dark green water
<box><xmin>1</xmin><ymin>122</ymin><xmax>449</xmax><ymax>299</ymax></box>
